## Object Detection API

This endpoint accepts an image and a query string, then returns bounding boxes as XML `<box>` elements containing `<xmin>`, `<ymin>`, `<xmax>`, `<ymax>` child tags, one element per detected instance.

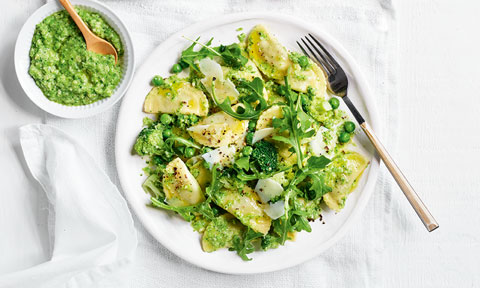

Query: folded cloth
<box><xmin>0</xmin><ymin>124</ymin><xmax>137</xmax><ymax>288</ymax></box>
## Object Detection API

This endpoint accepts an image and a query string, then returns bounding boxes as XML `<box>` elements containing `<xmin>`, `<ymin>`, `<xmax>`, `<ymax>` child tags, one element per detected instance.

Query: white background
<box><xmin>1</xmin><ymin>0</ymin><xmax>479</xmax><ymax>287</ymax></box>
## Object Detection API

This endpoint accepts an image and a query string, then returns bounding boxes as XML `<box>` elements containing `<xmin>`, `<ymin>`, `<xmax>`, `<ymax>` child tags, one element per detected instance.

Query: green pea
<box><xmin>171</xmin><ymin>63</ymin><xmax>182</xmax><ymax>73</ymax></box>
<box><xmin>184</xmin><ymin>147</ymin><xmax>195</xmax><ymax>158</ymax></box>
<box><xmin>162</xmin><ymin>129</ymin><xmax>172</xmax><ymax>138</ymax></box>
<box><xmin>344</xmin><ymin>121</ymin><xmax>356</xmax><ymax>133</ymax></box>
<box><xmin>339</xmin><ymin>132</ymin><xmax>351</xmax><ymax>143</ymax></box>
<box><xmin>329</xmin><ymin>97</ymin><xmax>340</xmax><ymax>109</ymax></box>
<box><xmin>246</xmin><ymin>132</ymin><xmax>254</xmax><ymax>145</ymax></box>
<box><xmin>160</xmin><ymin>113</ymin><xmax>173</xmax><ymax>125</ymax></box>
<box><xmin>242</xmin><ymin>146</ymin><xmax>253</xmax><ymax>156</ymax></box>
<box><xmin>298</xmin><ymin>55</ymin><xmax>309</xmax><ymax>68</ymax></box>
<box><xmin>152</xmin><ymin>75</ymin><xmax>164</xmax><ymax>86</ymax></box>
<box><xmin>248</xmin><ymin>121</ymin><xmax>256</xmax><ymax>131</ymax></box>
<box><xmin>236</xmin><ymin>106</ymin><xmax>245</xmax><ymax>114</ymax></box>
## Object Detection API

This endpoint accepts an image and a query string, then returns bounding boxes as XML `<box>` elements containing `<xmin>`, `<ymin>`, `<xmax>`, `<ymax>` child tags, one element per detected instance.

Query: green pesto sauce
<box><xmin>203</xmin><ymin>216</ymin><xmax>242</xmax><ymax>251</ymax></box>
<box><xmin>28</xmin><ymin>8</ymin><xmax>124</xmax><ymax>106</ymax></box>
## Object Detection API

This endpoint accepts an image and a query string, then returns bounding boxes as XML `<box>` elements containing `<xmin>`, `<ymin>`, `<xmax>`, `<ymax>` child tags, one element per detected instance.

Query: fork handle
<box><xmin>360</xmin><ymin>122</ymin><xmax>439</xmax><ymax>232</ymax></box>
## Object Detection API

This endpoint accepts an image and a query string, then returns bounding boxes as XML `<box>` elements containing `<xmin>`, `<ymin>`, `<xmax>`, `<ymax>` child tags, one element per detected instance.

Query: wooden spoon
<box><xmin>58</xmin><ymin>0</ymin><xmax>118</xmax><ymax>63</ymax></box>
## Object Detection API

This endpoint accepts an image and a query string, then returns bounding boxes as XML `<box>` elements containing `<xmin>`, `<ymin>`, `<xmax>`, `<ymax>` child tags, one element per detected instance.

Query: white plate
<box><xmin>116</xmin><ymin>13</ymin><xmax>380</xmax><ymax>274</ymax></box>
<box><xmin>14</xmin><ymin>0</ymin><xmax>135</xmax><ymax>119</ymax></box>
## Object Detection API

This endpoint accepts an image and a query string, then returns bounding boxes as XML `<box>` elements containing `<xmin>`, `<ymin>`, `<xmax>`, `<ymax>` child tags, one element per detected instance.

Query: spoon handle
<box><xmin>58</xmin><ymin>0</ymin><xmax>93</xmax><ymax>42</ymax></box>
<box><xmin>360</xmin><ymin>122</ymin><xmax>439</xmax><ymax>232</ymax></box>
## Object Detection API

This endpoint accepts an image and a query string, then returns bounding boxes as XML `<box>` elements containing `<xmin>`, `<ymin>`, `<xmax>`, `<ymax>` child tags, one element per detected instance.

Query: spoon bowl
<box><xmin>59</xmin><ymin>0</ymin><xmax>118</xmax><ymax>63</ymax></box>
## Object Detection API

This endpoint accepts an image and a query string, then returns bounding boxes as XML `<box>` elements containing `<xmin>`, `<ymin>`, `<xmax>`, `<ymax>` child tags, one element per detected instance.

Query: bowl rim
<box><xmin>115</xmin><ymin>12</ymin><xmax>381</xmax><ymax>274</ymax></box>
<box><xmin>14</xmin><ymin>0</ymin><xmax>135</xmax><ymax>119</ymax></box>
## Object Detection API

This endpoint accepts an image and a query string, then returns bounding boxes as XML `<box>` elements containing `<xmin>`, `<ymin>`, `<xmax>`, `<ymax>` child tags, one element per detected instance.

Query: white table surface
<box><xmin>1</xmin><ymin>0</ymin><xmax>480</xmax><ymax>287</ymax></box>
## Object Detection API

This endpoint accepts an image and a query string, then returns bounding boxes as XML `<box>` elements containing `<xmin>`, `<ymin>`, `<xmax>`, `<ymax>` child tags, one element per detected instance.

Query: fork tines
<box><xmin>297</xmin><ymin>34</ymin><xmax>339</xmax><ymax>76</ymax></box>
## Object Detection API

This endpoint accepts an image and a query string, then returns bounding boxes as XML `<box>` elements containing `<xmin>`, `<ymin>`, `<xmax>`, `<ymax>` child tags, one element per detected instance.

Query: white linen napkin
<box><xmin>0</xmin><ymin>124</ymin><xmax>137</xmax><ymax>288</ymax></box>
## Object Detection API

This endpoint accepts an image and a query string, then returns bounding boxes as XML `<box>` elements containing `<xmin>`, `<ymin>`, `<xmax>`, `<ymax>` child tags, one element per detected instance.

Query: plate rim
<box><xmin>115</xmin><ymin>12</ymin><xmax>381</xmax><ymax>274</ymax></box>
<box><xmin>14</xmin><ymin>0</ymin><xmax>136</xmax><ymax>119</ymax></box>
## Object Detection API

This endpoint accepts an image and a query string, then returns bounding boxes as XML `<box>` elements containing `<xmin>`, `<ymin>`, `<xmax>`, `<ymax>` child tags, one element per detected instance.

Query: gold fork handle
<box><xmin>360</xmin><ymin>122</ymin><xmax>439</xmax><ymax>232</ymax></box>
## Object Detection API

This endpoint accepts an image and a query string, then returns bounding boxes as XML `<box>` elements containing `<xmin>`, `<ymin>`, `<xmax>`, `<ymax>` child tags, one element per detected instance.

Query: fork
<box><xmin>298</xmin><ymin>34</ymin><xmax>439</xmax><ymax>232</ymax></box>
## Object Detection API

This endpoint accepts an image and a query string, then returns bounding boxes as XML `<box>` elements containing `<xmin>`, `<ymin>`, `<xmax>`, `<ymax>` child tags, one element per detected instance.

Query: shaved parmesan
<box><xmin>199</xmin><ymin>58</ymin><xmax>239</xmax><ymax>103</ymax></box>
<box><xmin>199</xmin><ymin>58</ymin><xmax>224</xmax><ymax>81</ymax></box>
<box><xmin>252</xmin><ymin>127</ymin><xmax>275</xmax><ymax>144</ymax></box>
<box><xmin>255</xmin><ymin>178</ymin><xmax>284</xmax><ymax>203</ymax></box>
<box><xmin>310</xmin><ymin>126</ymin><xmax>336</xmax><ymax>157</ymax></box>
<box><xmin>186</xmin><ymin>124</ymin><xmax>210</xmax><ymax>133</ymax></box>
<box><xmin>201</xmin><ymin>145</ymin><xmax>236</xmax><ymax>169</ymax></box>
<box><xmin>222</xmin><ymin>78</ymin><xmax>239</xmax><ymax>97</ymax></box>
<box><xmin>264</xmin><ymin>200</ymin><xmax>285</xmax><ymax>219</ymax></box>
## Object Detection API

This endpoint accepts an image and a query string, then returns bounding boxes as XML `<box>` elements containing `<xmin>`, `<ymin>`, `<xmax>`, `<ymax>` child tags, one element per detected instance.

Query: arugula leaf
<box><xmin>217</xmin><ymin>43</ymin><xmax>248</xmax><ymax>68</ymax></box>
<box><xmin>290</xmin><ymin>211</ymin><xmax>312</xmax><ymax>233</ymax></box>
<box><xmin>272</xmin><ymin>77</ymin><xmax>319</xmax><ymax>168</ymax></box>
<box><xmin>307</xmin><ymin>174</ymin><xmax>332</xmax><ymax>201</ymax></box>
<box><xmin>142</xmin><ymin>174</ymin><xmax>163</xmax><ymax>198</ymax></box>
<box><xmin>229</xmin><ymin>228</ymin><xmax>263</xmax><ymax>261</ymax></box>
<box><xmin>181</xmin><ymin>38</ymin><xmax>248</xmax><ymax>72</ymax></box>
<box><xmin>165</xmin><ymin>136</ymin><xmax>201</xmax><ymax>149</ymax></box>
<box><xmin>271</xmin><ymin>109</ymin><xmax>290</xmax><ymax>133</ymax></box>
<box><xmin>234</xmin><ymin>164</ymin><xmax>292</xmax><ymax>181</ymax></box>
<box><xmin>180</xmin><ymin>38</ymin><xmax>217</xmax><ymax>73</ymax></box>
<box><xmin>212</xmin><ymin>77</ymin><xmax>268</xmax><ymax>120</ymax></box>
<box><xmin>205</xmin><ymin>163</ymin><xmax>223</xmax><ymax>198</ymax></box>
<box><xmin>272</xmin><ymin>83</ymin><xmax>304</xmax><ymax>168</ymax></box>
<box><xmin>307</xmin><ymin>155</ymin><xmax>331</xmax><ymax>169</ymax></box>
<box><xmin>269</xmin><ymin>214</ymin><xmax>294</xmax><ymax>246</ymax></box>
<box><xmin>271</xmin><ymin>135</ymin><xmax>293</xmax><ymax>146</ymax></box>
<box><xmin>234</xmin><ymin>156</ymin><xmax>250</xmax><ymax>171</ymax></box>
<box><xmin>151</xmin><ymin>197</ymin><xmax>209</xmax><ymax>221</ymax></box>
<box><xmin>268</xmin><ymin>200</ymin><xmax>315</xmax><ymax>246</ymax></box>
<box><xmin>270</xmin><ymin>155</ymin><xmax>332</xmax><ymax>244</ymax></box>
<box><xmin>297</xmin><ymin>110</ymin><xmax>316</xmax><ymax>138</ymax></box>
<box><xmin>237</xmin><ymin>77</ymin><xmax>265</xmax><ymax>101</ymax></box>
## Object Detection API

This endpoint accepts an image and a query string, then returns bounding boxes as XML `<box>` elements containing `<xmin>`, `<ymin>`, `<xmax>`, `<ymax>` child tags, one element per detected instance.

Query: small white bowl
<box><xmin>14</xmin><ymin>0</ymin><xmax>135</xmax><ymax>118</ymax></box>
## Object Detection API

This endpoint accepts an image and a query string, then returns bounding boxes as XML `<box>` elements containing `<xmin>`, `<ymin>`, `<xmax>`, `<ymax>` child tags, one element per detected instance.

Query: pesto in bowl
<box><xmin>28</xmin><ymin>8</ymin><xmax>123</xmax><ymax>106</ymax></box>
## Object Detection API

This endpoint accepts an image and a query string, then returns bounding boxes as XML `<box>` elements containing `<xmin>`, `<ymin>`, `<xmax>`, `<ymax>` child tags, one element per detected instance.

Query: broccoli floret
<box><xmin>134</xmin><ymin>127</ymin><xmax>164</xmax><ymax>156</ymax></box>
<box><xmin>175</xmin><ymin>114</ymin><xmax>199</xmax><ymax>129</ymax></box>
<box><xmin>143</xmin><ymin>116</ymin><xmax>155</xmax><ymax>127</ymax></box>
<box><xmin>251</xmin><ymin>140</ymin><xmax>278</xmax><ymax>173</ymax></box>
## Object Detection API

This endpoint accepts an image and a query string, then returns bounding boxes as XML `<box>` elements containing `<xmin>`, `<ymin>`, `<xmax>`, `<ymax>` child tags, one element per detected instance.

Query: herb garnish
<box><xmin>272</xmin><ymin>77</ymin><xmax>316</xmax><ymax>168</ymax></box>
<box><xmin>229</xmin><ymin>228</ymin><xmax>263</xmax><ymax>261</ymax></box>
<box><xmin>211</xmin><ymin>77</ymin><xmax>268</xmax><ymax>120</ymax></box>
<box><xmin>180</xmin><ymin>37</ymin><xmax>248</xmax><ymax>71</ymax></box>
<box><xmin>273</xmin><ymin>155</ymin><xmax>332</xmax><ymax>245</ymax></box>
